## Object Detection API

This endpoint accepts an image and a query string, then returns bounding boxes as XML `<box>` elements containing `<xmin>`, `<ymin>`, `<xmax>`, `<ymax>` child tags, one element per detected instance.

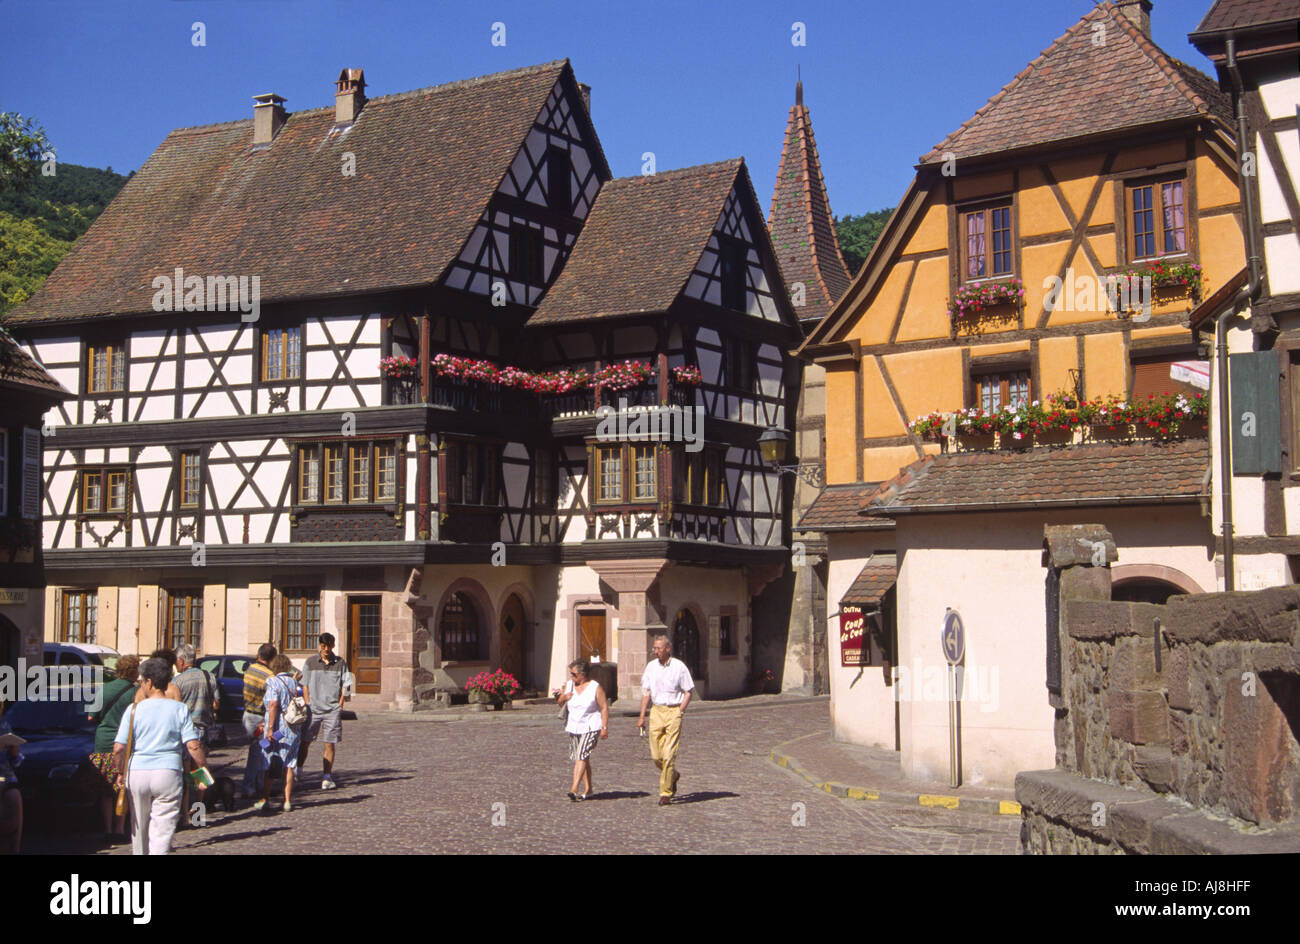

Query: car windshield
<box><xmin>3</xmin><ymin>698</ymin><xmax>98</xmax><ymax>735</ymax></box>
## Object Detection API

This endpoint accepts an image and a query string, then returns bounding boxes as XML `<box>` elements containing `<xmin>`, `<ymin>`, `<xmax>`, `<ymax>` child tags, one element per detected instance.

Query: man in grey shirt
<box><xmin>299</xmin><ymin>633</ymin><xmax>350</xmax><ymax>789</ymax></box>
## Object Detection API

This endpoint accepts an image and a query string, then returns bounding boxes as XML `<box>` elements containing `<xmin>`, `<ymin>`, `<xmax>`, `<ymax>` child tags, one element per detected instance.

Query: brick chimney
<box><xmin>252</xmin><ymin>93</ymin><xmax>287</xmax><ymax>145</ymax></box>
<box><xmin>1114</xmin><ymin>0</ymin><xmax>1152</xmax><ymax>38</ymax></box>
<box><xmin>335</xmin><ymin>68</ymin><xmax>367</xmax><ymax>125</ymax></box>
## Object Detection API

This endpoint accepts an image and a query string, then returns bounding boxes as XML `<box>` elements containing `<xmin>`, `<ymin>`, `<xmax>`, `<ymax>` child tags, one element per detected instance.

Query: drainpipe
<box><xmin>1216</xmin><ymin>34</ymin><xmax>1265</xmax><ymax>591</ymax></box>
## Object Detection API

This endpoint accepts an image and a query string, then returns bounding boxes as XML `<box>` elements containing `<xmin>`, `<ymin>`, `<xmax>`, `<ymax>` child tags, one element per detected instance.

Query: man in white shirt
<box><xmin>637</xmin><ymin>634</ymin><xmax>694</xmax><ymax>805</ymax></box>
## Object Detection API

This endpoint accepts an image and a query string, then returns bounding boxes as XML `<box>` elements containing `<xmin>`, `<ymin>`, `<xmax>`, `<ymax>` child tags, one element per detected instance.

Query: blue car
<box><xmin>3</xmin><ymin>697</ymin><xmax>99</xmax><ymax>815</ymax></box>
<box><xmin>196</xmin><ymin>655</ymin><xmax>253</xmax><ymax>722</ymax></box>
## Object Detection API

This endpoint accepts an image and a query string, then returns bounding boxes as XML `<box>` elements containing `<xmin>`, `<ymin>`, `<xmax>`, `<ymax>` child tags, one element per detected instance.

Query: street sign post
<box><xmin>942</xmin><ymin>609</ymin><xmax>965</xmax><ymax>787</ymax></box>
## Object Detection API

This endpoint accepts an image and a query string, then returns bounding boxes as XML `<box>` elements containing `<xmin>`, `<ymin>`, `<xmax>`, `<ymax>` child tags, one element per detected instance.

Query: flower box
<box><xmin>948</xmin><ymin>278</ymin><xmax>1026</xmax><ymax>322</ymax></box>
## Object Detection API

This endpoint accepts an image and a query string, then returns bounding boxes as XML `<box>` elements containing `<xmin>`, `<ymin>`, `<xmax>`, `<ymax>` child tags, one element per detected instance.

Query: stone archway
<box><xmin>1111</xmin><ymin>564</ymin><xmax>1206</xmax><ymax>604</ymax></box>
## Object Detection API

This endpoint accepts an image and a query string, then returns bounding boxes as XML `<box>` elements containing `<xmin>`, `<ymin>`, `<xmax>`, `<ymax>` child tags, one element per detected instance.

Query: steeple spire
<box><xmin>767</xmin><ymin>79</ymin><xmax>851</xmax><ymax>324</ymax></box>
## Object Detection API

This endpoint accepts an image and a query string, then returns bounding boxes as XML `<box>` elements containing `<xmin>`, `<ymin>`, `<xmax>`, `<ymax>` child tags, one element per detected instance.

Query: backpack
<box><xmin>281</xmin><ymin>675</ymin><xmax>309</xmax><ymax>728</ymax></box>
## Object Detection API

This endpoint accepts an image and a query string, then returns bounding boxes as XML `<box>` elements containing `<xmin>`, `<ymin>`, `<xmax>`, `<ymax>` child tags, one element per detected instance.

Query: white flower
<box><xmin>1013</xmin><ymin>432</ymin><xmax>1024</xmax><ymax>440</ymax></box>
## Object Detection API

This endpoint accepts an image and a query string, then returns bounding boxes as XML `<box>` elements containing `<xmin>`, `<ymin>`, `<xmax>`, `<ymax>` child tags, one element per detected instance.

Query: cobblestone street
<box><xmin>33</xmin><ymin>699</ymin><xmax>1020</xmax><ymax>855</ymax></box>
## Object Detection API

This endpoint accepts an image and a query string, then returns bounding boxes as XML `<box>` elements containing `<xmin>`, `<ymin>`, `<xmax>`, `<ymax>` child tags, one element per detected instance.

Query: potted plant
<box><xmin>465</xmin><ymin>669</ymin><xmax>521</xmax><ymax>710</ymax></box>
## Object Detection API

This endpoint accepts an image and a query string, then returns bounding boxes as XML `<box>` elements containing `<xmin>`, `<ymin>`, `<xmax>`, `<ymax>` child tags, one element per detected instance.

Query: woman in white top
<box><xmin>555</xmin><ymin>660</ymin><xmax>608</xmax><ymax>801</ymax></box>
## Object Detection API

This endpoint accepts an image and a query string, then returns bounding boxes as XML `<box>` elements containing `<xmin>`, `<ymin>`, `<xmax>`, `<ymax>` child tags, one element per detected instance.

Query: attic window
<box><xmin>719</xmin><ymin>237</ymin><xmax>747</xmax><ymax>311</ymax></box>
<box><xmin>509</xmin><ymin>224</ymin><xmax>544</xmax><ymax>285</ymax></box>
<box><xmin>546</xmin><ymin>146</ymin><xmax>571</xmax><ymax>214</ymax></box>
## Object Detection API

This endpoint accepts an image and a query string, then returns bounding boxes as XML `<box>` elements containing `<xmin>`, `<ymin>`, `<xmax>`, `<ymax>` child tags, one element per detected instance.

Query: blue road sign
<box><xmin>942</xmin><ymin>610</ymin><xmax>965</xmax><ymax>665</ymax></box>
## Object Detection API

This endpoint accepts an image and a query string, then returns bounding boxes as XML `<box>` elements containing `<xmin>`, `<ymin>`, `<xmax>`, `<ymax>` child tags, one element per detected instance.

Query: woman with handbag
<box><xmin>556</xmin><ymin>660</ymin><xmax>609</xmax><ymax>801</ymax></box>
<box><xmin>88</xmin><ymin>654</ymin><xmax>140</xmax><ymax>845</ymax></box>
<box><xmin>254</xmin><ymin>654</ymin><xmax>305</xmax><ymax>813</ymax></box>
<box><xmin>112</xmin><ymin>658</ymin><xmax>207</xmax><ymax>855</ymax></box>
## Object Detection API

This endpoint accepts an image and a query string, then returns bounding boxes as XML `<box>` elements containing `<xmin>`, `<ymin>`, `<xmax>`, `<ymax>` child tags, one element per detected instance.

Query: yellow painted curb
<box><xmin>999</xmin><ymin>801</ymin><xmax>1022</xmax><ymax>816</ymax></box>
<box><xmin>846</xmin><ymin>787</ymin><xmax>879</xmax><ymax>801</ymax></box>
<box><xmin>919</xmin><ymin>794</ymin><xmax>961</xmax><ymax>809</ymax></box>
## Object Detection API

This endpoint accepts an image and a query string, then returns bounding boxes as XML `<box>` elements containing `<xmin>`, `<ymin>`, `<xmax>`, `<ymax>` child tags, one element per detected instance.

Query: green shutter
<box><xmin>1229</xmin><ymin>351</ymin><xmax>1281</xmax><ymax>475</ymax></box>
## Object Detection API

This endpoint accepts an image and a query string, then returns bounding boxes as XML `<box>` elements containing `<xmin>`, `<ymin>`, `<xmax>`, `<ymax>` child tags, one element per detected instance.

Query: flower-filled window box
<box><xmin>948</xmin><ymin>278</ymin><xmax>1025</xmax><ymax>322</ymax></box>
<box><xmin>1115</xmin><ymin>261</ymin><xmax>1202</xmax><ymax>302</ymax></box>
<box><xmin>671</xmin><ymin>365</ymin><xmax>703</xmax><ymax>386</ymax></box>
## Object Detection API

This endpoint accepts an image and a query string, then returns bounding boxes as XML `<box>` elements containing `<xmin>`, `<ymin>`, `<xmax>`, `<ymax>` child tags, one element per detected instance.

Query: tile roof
<box><xmin>1194</xmin><ymin>0</ymin><xmax>1300</xmax><ymax>33</ymax></box>
<box><xmin>841</xmin><ymin>556</ymin><xmax>897</xmax><ymax>608</ymax></box>
<box><xmin>528</xmin><ymin>160</ymin><xmax>745</xmax><ymax>325</ymax></box>
<box><xmin>865</xmin><ymin>440</ymin><xmax>1210</xmax><ymax>516</ymax></box>
<box><xmin>919</xmin><ymin>2</ymin><xmax>1232</xmax><ymax>166</ymax></box>
<box><xmin>9</xmin><ymin>61</ymin><xmax>579</xmax><ymax>325</ymax></box>
<box><xmin>0</xmin><ymin>332</ymin><xmax>71</xmax><ymax>398</ymax></box>
<box><xmin>797</xmin><ymin>481</ymin><xmax>889</xmax><ymax>531</ymax></box>
<box><xmin>767</xmin><ymin>82</ymin><xmax>852</xmax><ymax>325</ymax></box>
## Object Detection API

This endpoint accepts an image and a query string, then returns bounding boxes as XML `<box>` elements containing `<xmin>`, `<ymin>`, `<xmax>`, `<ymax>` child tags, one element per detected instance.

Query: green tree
<box><xmin>834</xmin><ymin>208</ymin><xmax>893</xmax><ymax>276</ymax></box>
<box><xmin>0</xmin><ymin>113</ymin><xmax>53</xmax><ymax>193</ymax></box>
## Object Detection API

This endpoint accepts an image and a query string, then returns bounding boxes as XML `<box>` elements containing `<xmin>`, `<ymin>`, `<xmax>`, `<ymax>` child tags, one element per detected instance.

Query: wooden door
<box><xmin>499</xmin><ymin>594</ymin><xmax>526</xmax><ymax>685</ymax></box>
<box><xmin>578</xmin><ymin>611</ymin><xmax>606</xmax><ymax>663</ymax></box>
<box><xmin>673</xmin><ymin>609</ymin><xmax>703</xmax><ymax>680</ymax></box>
<box><xmin>348</xmin><ymin>597</ymin><xmax>382</xmax><ymax>695</ymax></box>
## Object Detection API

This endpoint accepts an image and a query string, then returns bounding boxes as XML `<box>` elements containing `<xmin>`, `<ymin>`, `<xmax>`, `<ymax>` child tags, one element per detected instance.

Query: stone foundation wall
<box><xmin>1019</xmin><ymin>525</ymin><xmax>1300</xmax><ymax>853</ymax></box>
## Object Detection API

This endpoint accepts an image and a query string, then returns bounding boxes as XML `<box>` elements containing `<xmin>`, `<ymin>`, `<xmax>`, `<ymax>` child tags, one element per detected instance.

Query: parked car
<box><xmin>196</xmin><ymin>655</ymin><xmax>253</xmax><ymax>722</ymax></box>
<box><xmin>42</xmin><ymin>643</ymin><xmax>121</xmax><ymax>676</ymax></box>
<box><xmin>3</xmin><ymin>697</ymin><xmax>99</xmax><ymax>822</ymax></box>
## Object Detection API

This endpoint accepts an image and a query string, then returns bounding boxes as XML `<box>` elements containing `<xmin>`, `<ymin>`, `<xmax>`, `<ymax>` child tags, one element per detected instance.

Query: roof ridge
<box><xmin>1104</xmin><ymin>6</ymin><xmax>1220</xmax><ymax>117</ymax></box>
<box><xmin>606</xmin><ymin>157</ymin><xmax>743</xmax><ymax>185</ymax></box>
<box><xmin>166</xmin><ymin>60</ymin><xmax>569</xmax><ymax>137</ymax></box>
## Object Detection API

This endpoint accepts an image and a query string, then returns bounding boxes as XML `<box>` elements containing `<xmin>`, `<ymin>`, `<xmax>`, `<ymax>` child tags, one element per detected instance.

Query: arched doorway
<box><xmin>499</xmin><ymin>594</ymin><xmax>526</xmax><ymax>686</ymax></box>
<box><xmin>672</xmin><ymin>608</ymin><xmax>704</xmax><ymax>681</ymax></box>
<box><xmin>1112</xmin><ymin>580</ymin><xmax>1187</xmax><ymax>605</ymax></box>
<box><xmin>439</xmin><ymin>591</ymin><xmax>487</xmax><ymax>662</ymax></box>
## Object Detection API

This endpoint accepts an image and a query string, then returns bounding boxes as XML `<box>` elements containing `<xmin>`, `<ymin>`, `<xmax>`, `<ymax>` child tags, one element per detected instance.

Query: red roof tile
<box><xmin>528</xmin><ymin>160</ymin><xmax>744</xmax><ymax>325</ymax></box>
<box><xmin>767</xmin><ymin>83</ymin><xmax>852</xmax><ymax>325</ymax></box>
<box><xmin>797</xmin><ymin>482</ymin><xmax>889</xmax><ymax>530</ymax></box>
<box><xmin>1195</xmin><ymin>0</ymin><xmax>1300</xmax><ymax>33</ymax></box>
<box><xmin>0</xmin><ymin>332</ymin><xmax>71</xmax><ymax>398</ymax></box>
<box><xmin>841</xmin><ymin>557</ymin><xmax>897</xmax><ymax>608</ymax></box>
<box><xmin>919</xmin><ymin>3</ymin><xmax>1231</xmax><ymax>166</ymax></box>
<box><xmin>9</xmin><ymin>61</ymin><xmax>579</xmax><ymax>325</ymax></box>
<box><xmin>865</xmin><ymin>440</ymin><xmax>1210</xmax><ymax>515</ymax></box>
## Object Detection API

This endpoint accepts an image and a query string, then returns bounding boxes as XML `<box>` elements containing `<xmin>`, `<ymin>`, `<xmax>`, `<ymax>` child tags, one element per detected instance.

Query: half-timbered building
<box><xmin>4</xmin><ymin>60</ymin><xmax>799</xmax><ymax>708</ymax></box>
<box><xmin>796</xmin><ymin>0</ymin><xmax>1245</xmax><ymax>784</ymax></box>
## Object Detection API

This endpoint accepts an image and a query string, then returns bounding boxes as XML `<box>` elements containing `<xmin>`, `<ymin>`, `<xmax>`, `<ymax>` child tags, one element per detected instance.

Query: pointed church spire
<box><xmin>767</xmin><ymin>78</ymin><xmax>850</xmax><ymax>324</ymax></box>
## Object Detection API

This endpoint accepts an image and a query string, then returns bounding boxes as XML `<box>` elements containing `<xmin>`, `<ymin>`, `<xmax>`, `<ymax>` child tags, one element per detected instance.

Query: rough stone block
<box><xmin>1107</xmin><ymin>690</ymin><xmax>1169</xmax><ymax>745</ymax></box>
<box><xmin>1112</xmin><ymin>636</ymin><xmax>1161</xmax><ymax>691</ymax></box>
<box><xmin>1166</xmin><ymin>587</ymin><xmax>1300</xmax><ymax>645</ymax></box>
<box><xmin>1133</xmin><ymin>745</ymin><xmax>1175</xmax><ymax>793</ymax></box>
<box><xmin>1044</xmin><ymin>524</ymin><xmax>1116</xmax><ymax>568</ymax></box>
<box><xmin>1059</xmin><ymin>565</ymin><xmax>1113</xmax><ymax>603</ymax></box>
<box><xmin>1223</xmin><ymin>673</ymin><xmax>1300</xmax><ymax>825</ymax></box>
<box><xmin>1066</xmin><ymin>601</ymin><xmax>1164</xmax><ymax>641</ymax></box>
<box><xmin>1169</xmin><ymin>711</ymin><xmax>1190</xmax><ymax>755</ymax></box>
<box><xmin>1165</xmin><ymin>645</ymin><xmax>1191</xmax><ymax>711</ymax></box>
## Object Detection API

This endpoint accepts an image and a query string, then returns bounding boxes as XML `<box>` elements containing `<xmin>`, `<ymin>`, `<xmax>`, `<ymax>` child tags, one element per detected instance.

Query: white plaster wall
<box><xmin>825</xmin><ymin>531</ymin><xmax>899</xmax><ymax>750</ymax></box>
<box><xmin>657</xmin><ymin>564</ymin><xmax>750</xmax><ymax>697</ymax></box>
<box><xmin>892</xmin><ymin>507</ymin><xmax>1214</xmax><ymax>787</ymax></box>
<box><xmin>551</xmin><ymin>565</ymin><xmax>612</xmax><ymax>692</ymax></box>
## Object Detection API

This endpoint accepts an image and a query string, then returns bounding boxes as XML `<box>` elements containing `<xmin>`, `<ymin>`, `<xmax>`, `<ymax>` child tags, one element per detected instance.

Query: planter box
<box><xmin>1033</xmin><ymin>427</ymin><xmax>1077</xmax><ymax>447</ymax></box>
<box><xmin>956</xmin><ymin>431</ymin><xmax>996</xmax><ymax>451</ymax></box>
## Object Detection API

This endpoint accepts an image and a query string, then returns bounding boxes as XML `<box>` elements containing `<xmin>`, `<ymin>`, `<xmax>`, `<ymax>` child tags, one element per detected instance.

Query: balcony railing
<box><xmin>427</xmin><ymin>374</ymin><xmax>700</xmax><ymax>418</ymax></box>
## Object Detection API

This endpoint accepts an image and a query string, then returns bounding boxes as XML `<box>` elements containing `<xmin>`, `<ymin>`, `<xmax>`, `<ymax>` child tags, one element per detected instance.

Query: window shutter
<box><xmin>21</xmin><ymin>428</ymin><xmax>40</xmax><ymax>519</ymax></box>
<box><xmin>1132</xmin><ymin>357</ymin><xmax>1203</xmax><ymax>401</ymax></box>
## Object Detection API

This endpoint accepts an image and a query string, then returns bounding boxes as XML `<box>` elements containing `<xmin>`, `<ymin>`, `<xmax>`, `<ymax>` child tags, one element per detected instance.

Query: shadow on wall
<box><xmin>751</xmin><ymin>565</ymin><xmax>795</xmax><ymax>693</ymax></box>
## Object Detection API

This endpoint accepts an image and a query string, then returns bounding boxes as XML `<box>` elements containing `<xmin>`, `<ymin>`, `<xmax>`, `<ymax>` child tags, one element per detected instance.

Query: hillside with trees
<box><xmin>834</xmin><ymin>208</ymin><xmax>893</xmax><ymax>276</ymax></box>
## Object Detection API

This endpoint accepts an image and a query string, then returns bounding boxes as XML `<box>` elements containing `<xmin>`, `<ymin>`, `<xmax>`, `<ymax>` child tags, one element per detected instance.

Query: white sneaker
<box><xmin>321</xmin><ymin>777</ymin><xmax>337</xmax><ymax>790</ymax></box>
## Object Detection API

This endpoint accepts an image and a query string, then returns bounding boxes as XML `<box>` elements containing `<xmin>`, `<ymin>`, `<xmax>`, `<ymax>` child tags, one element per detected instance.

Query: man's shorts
<box><xmin>305</xmin><ymin>707</ymin><xmax>343</xmax><ymax>744</ymax></box>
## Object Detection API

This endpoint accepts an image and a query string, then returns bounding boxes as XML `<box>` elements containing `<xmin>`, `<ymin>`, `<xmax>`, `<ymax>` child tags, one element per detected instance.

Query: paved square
<box><xmin>36</xmin><ymin>700</ymin><xmax>1020</xmax><ymax>855</ymax></box>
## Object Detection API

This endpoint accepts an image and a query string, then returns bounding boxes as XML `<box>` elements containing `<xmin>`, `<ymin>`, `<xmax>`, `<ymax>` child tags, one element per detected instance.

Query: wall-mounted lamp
<box><xmin>758</xmin><ymin>426</ymin><xmax>825</xmax><ymax>488</ymax></box>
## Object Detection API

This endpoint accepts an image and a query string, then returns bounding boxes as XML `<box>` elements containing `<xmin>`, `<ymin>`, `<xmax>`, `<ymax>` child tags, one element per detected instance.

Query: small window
<box><xmin>375</xmin><ymin>443</ymin><xmax>397</xmax><ymax>502</ymax></box>
<box><xmin>180</xmin><ymin>451</ymin><xmax>201</xmax><ymax>508</ymax></box>
<box><xmin>167</xmin><ymin>590</ymin><xmax>204</xmax><ymax>651</ymax></box>
<box><xmin>262</xmin><ymin>327</ymin><xmax>302</xmax><ymax>382</ymax></box>
<box><xmin>1127</xmin><ymin>177</ymin><xmax>1187</xmax><ymax>261</ymax></box>
<box><xmin>440</xmin><ymin>591</ymin><xmax>483</xmax><ymax>662</ymax></box>
<box><xmin>534</xmin><ymin>448</ymin><xmax>555</xmax><ymax>505</ymax></box>
<box><xmin>87</xmin><ymin>343</ymin><xmax>126</xmax><ymax>393</ymax></box>
<box><xmin>280</xmin><ymin>588</ymin><xmax>320</xmax><ymax>652</ymax></box>
<box><xmin>719</xmin><ymin>613</ymin><xmax>736</xmax><ymax>657</ymax></box>
<box><xmin>81</xmin><ymin>468</ymin><xmax>129</xmax><ymax>515</ymax></box>
<box><xmin>596</xmin><ymin>445</ymin><xmax>623</xmax><ymax>503</ymax></box>
<box><xmin>706</xmin><ymin>450</ymin><xmax>724</xmax><ymax>506</ymax></box>
<box><xmin>61</xmin><ymin>590</ymin><xmax>98</xmax><ymax>643</ymax></box>
<box><xmin>973</xmin><ymin>369</ymin><xmax>1030</xmax><ymax>412</ymax></box>
<box><xmin>509</xmin><ymin>223</ymin><xmax>544</xmax><ymax>285</ymax></box>
<box><xmin>349</xmin><ymin>444</ymin><xmax>371</xmax><ymax>502</ymax></box>
<box><xmin>675</xmin><ymin>448</ymin><xmax>722</xmax><ymax>506</ymax></box>
<box><xmin>546</xmin><ymin>145</ymin><xmax>571</xmax><ymax>214</ymax></box>
<box><xmin>632</xmin><ymin>445</ymin><xmax>657</xmax><ymax>501</ymax></box>
<box><xmin>962</xmin><ymin>203</ymin><xmax>1014</xmax><ymax>281</ymax></box>
<box><xmin>719</xmin><ymin>238</ymin><xmax>747</xmax><ymax>311</ymax></box>
<box><xmin>299</xmin><ymin>446</ymin><xmax>321</xmax><ymax>503</ymax></box>
<box><xmin>444</xmin><ymin>440</ymin><xmax>499</xmax><ymax>506</ymax></box>
<box><xmin>726</xmin><ymin>338</ymin><xmax>755</xmax><ymax>393</ymax></box>
<box><xmin>324</xmin><ymin>444</ymin><xmax>345</xmax><ymax>503</ymax></box>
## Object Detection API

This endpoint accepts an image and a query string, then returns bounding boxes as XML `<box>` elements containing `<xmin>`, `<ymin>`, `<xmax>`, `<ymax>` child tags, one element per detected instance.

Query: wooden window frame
<box><xmin>298</xmin><ymin>445</ymin><xmax>322</xmax><ymax>504</ymax></box>
<box><xmin>631</xmin><ymin>444</ymin><xmax>657</xmax><ymax>502</ymax></box>
<box><xmin>969</xmin><ymin>358</ymin><xmax>1031</xmax><ymax>413</ymax></box>
<box><xmin>349</xmin><ymin>443</ymin><xmax>372</xmax><ymax>503</ymax></box>
<box><xmin>297</xmin><ymin>441</ymin><xmax>400</xmax><ymax>506</ymax></box>
<box><xmin>61</xmin><ymin>589</ymin><xmax>98</xmax><ymax>644</ymax></box>
<box><xmin>595</xmin><ymin>444</ymin><xmax>624</xmax><ymax>504</ymax></box>
<box><xmin>80</xmin><ymin>467</ymin><xmax>130</xmax><ymax>516</ymax></box>
<box><xmin>179</xmin><ymin>451</ymin><xmax>201</xmax><ymax>509</ymax></box>
<box><xmin>439</xmin><ymin>590</ymin><xmax>484</xmax><ymax>663</ymax></box>
<box><xmin>673</xmin><ymin>446</ymin><xmax>725</xmax><ymax>508</ymax></box>
<box><xmin>533</xmin><ymin>447</ymin><xmax>555</xmax><ymax>506</ymax></box>
<box><xmin>442</xmin><ymin>439</ymin><xmax>499</xmax><ymax>507</ymax></box>
<box><xmin>374</xmin><ymin>442</ymin><xmax>397</xmax><ymax>502</ymax></box>
<box><xmin>166</xmin><ymin>589</ymin><xmax>204</xmax><ymax>651</ymax></box>
<box><xmin>726</xmin><ymin>337</ymin><xmax>755</xmax><ymax>393</ymax></box>
<box><xmin>1125</xmin><ymin>173</ymin><xmax>1189</xmax><ymax>263</ymax></box>
<box><xmin>261</xmin><ymin>326</ymin><xmax>302</xmax><ymax>382</ymax></box>
<box><xmin>279</xmin><ymin>587</ymin><xmax>321</xmax><ymax>653</ymax></box>
<box><xmin>959</xmin><ymin>200</ymin><xmax>1015</xmax><ymax>284</ymax></box>
<box><xmin>86</xmin><ymin>342</ymin><xmax>126</xmax><ymax>394</ymax></box>
<box><xmin>324</xmin><ymin>444</ymin><xmax>345</xmax><ymax>504</ymax></box>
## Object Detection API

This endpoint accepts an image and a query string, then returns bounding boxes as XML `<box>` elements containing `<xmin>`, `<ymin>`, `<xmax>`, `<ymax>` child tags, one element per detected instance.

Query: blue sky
<box><xmin>2</xmin><ymin>0</ymin><xmax>1221</xmax><ymax>218</ymax></box>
